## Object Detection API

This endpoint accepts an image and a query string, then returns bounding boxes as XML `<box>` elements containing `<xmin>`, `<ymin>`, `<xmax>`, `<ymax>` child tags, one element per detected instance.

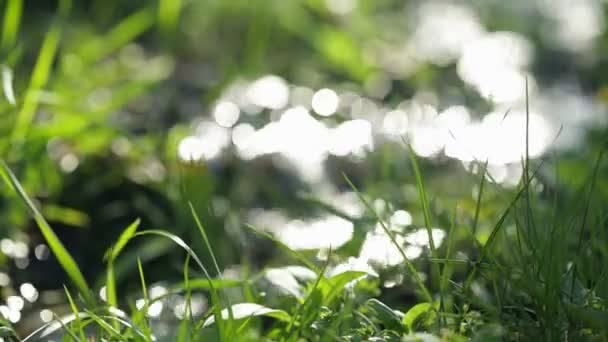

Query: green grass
<box><xmin>1</xmin><ymin>1</ymin><xmax>608</xmax><ymax>341</ymax></box>
<box><xmin>2</xmin><ymin>138</ymin><xmax>607</xmax><ymax>340</ymax></box>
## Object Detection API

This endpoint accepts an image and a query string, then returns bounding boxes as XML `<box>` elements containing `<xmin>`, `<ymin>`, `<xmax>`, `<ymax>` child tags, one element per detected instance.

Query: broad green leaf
<box><xmin>403</xmin><ymin>302</ymin><xmax>437</xmax><ymax>331</ymax></box>
<box><xmin>319</xmin><ymin>271</ymin><xmax>367</xmax><ymax>305</ymax></box>
<box><xmin>0</xmin><ymin>160</ymin><xmax>94</xmax><ymax>306</ymax></box>
<box><xmin>202</xmin><ymin>303</ymin><xmax>291</xmax><ymax>328</ymax></box>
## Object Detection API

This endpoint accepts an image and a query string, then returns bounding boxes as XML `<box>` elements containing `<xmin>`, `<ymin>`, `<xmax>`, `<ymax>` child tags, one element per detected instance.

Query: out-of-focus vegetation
<box><xmin>1</xmin><ymin>0</ymin><xmax>607</xmax><ymax>340</ymax></box>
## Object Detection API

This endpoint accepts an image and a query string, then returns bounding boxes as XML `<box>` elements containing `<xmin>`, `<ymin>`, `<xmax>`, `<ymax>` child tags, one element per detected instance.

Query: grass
<box><xmin>1</xmin><ymin>1</ymin><xmax>608</xmax><ymax>341</ymax></box>
<box><xmin>2</xmin><ymin>135</ymin><xmax>607</xmax><ymax>340</ymax></box>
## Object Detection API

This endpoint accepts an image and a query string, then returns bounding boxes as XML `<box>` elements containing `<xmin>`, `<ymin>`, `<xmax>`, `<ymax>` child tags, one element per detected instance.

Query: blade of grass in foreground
<box><xmin>244</xmin><ymin>223</ymin><xmax>319</xmax><ymax>273</ymax></box>
<box><xmin>0</xmin><ymin>160</ymin><xmax>95</xmax><ymax>306</ymax></box>
<box><xmin>1</xmin><ymin>0</ymin><xmax>22</xmax><ymax>51</ymax></box>
<box><xmin>158</xmin><ymin>0</ymin><xmax>182</xmax><ymax>37</ymax></box>
<box><xmin>439</xmin><ymin>207</ymin><xmax>458</xmax><ymax>328</ymax></box>
<box><xmin>79</xmin><ymin>7</ymin><xmax>155</xmax><ymax>64</ymax></box>
<box><xmin>136</xmin><ymin>258</ymin><xmax>153</xmax><ymax>340</ymax></box>
<box><xmin>405</xmin><ymin>142</ymin><xmax>437</xmax><ymax>256</ymax></box>
<box><xmin>178</xmin><ymin>254</ymin><xmax>192</xmax><ymax>342</ymax></box>
<box><xmin>189</xmin><ymin>202</ymin><xmax>236</xmax><ymax>338</ymax></box>
<box><xmin>405</xmin><ymin>141</ymin><xmax>441</xmax><ymax>289</ymax></box>
<box><xmin>189</xmin><ymin>202</ymin><xmax>223</xmax><ymax>279</ymax></box>
<box><xmin>133</xmin><ymin>229</ymin><xmax>225</xmax><ymax>340</ymax></box>
<box><xmin>106</xmin><ymin>218</ymin><xmax>141</xmax><ymax>319</ymax></box>
<box><xmin>462</xmin><ymin>159</ymin><xmax>547</xmax><ymax>295</ymax></box>
<box><xmin>64</xmin><ymin>286</ymin><xmax>87</xmax><ymax>342</ymax></box>
<box><xmin>344</xmin><ymin>174</ymin><xmax>433</xmax><ymax>303</ymax></box>
<box><xmin>10</xmin><ymin>18</ymin><xmax>61</xmax><ymax>149</ymax></box>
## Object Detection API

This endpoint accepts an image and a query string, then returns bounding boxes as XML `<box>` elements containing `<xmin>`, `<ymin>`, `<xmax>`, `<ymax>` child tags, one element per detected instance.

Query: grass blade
<box><xmin>188</xmin><ymin>202</ymin><xmax>222</xmax><ymax>278</ymax></box>
<box><xmin>405</xmin><ymin>142</ymin><xmax>437</xmax><ymax>256</ymax></box>
<box><xmin>244</xmin><ymin>223</ymin><xmax>319</xmax><ymax>273</ymax></box>
<box><xmin>0</xmin><ymin>160</ymin><xmax>95</xmax><ymax>306</ymax></box>
<box><xmin>472</xmin><ymin>160</ymin><xmax>488</xmax><ymax>237</ymax></box>
<box><xmin>343</xmin><ymin>174</ymin><xmax>433</xmax><ymax>302</ymax></box>
<box><xmin>10</xmin><ymin>19</ymin><xmax>61</xmax><ymax>147</ymax></box>
<box><xmin>80</xmin><ymin>7</ymin><xmax>155</xmax><ymax>64</ymax></box>
<box><xmin>178</xmin><ymin>254</ymin><xmax>192</xmax><ymax>342</ymax></box>
<box><xmin>136</xmin><ymin>258</ymin><xmax>153</xmax><ymax>340</ymax></box>
<box><xmin>133</xmin><ymin>229</ymin><xmax>225</xmax><ymax>339</ymax></box>
<box><xmin>1</xmin><ymin>0</ymin><xmax>22</xmax><ymax>51</ymax></box>
<box><xmin>158</xmin><ymin>0</ymin><xmax>182</xmax><ymax>37</ymax></box>
<box><xmin>64</xmin><ymin>286</ymin><xmax>87</xmax><ymax>342</ymax></box>
<box><xmin>110</xmin><ymin>218</ymin><xmax>141</xmax><ymax>259</ymax></box>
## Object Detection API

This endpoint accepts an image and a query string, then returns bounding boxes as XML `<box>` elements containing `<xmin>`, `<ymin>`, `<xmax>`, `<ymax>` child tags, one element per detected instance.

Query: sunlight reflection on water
<box><xmin>174</xmin><ymin>0</ymin><xmax>608</xmax><ymax>277</ymax></box>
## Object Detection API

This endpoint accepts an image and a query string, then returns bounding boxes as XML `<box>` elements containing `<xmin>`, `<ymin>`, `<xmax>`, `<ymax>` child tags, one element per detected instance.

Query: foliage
<box><xmin>1</xmin><ymin>0</ymin><xmax>608</xmax><ymax>341</ymax></box>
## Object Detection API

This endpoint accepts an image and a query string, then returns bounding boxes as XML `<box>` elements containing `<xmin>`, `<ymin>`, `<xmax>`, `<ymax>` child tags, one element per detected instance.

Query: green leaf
<box><xmin>366</xmin><ymin>298</ymin><xmax>407</xmax><ymax>333</ymax></box>
<box><xmin>319</xmin><ymin>271</ymin><xmax>367</xmax><ymax>305</ymax></box>
<box><xmin>0</xmin><ymin>160</ymin><xmax>95</xmax><ymax>306</ymax></box>
<box><xmin>202</xmin><ymin>303</ymin><xmax>291</xmax><ymax>328</ymax></box>
<box><xmin>403</xmin><ymin>302</ymin><xmax>437</xmax><ymax>331</ymax></box>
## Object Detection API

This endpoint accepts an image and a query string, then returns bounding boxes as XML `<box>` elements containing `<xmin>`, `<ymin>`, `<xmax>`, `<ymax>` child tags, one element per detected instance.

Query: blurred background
<box><xmin>1</xmin><ymin>0</ymin><xmax>607</xmax><ymax>338</ymax></box>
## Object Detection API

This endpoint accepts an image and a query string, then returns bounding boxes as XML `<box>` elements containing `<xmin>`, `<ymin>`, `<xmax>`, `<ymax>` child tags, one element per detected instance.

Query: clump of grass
<box><xmin>1</xmin><ymin>2</ymin><xmax>606</xmax><ymax>338</ymax></box>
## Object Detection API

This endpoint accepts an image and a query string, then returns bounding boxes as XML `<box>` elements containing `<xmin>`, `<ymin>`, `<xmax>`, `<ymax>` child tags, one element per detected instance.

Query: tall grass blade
<box><xmin>51</xmin><ymin>313</ymin><xmax>83</xmax><ymax>342</ymax></box>
<box><xmin>63</xmin><ymin>286</ymin><xmax>87</xmax><ymax>342</ymax></box>
<box><xmin>133</xmin><ymin>229</ymin><xmax>225</xmax><ymax>339</ymax></box>
<box><xmin>188</xmin><ymin>202</ymin><xmax>222</xmax><ymax>277</ymax></box>
<box><xmin>344</xmin><ymin>174</ymin><xmax>433</xmax><ymax>303</ymax></box>
<box><xmin>105</xmin><ymin>219</ymin><xmax>140</xmax><ymax>316</ymax></box>
<box><xmin>244</xmin><ymin>223</ymin><xmax>319</xmax><ymax>272</ymax></box>
<box><xmin>10</xmin><ymin>19</ymin><xmax>61</xmax><ymax>147</ymax></box>
<box><xmin>136</xmin><ymin>258</ymin><xmax>153</xmax><ymax>340</ymax></box>
<box><xmin>111</xmin><ymin>218</ymin><xmax>141</xmax><ymax>259</ymax></box>
<box><xmin>158</xmin><ymin>0</ymin><xmax>182</xmax><ymax>37</ymax></box>
<box><xmin>462</xmin><ymin>159</ymin><xmax>546</xmax><ymax>295</ymax></box>
<box><xmin>405</xmin><ymin>142</ymin><xmax>437</xmax><ymax>256</ymax></box>
<box><xmin>0</xmin><ymin>160</ymin><xmax>95</xmax><ymax>306</ymax></box>
<box><xmin>1</xmin><ymin>0</ymin><xmax>22</xmax><ymax>51</ymax></box>
<box><xmin>439</xmin><ymin>207</ymin><xmax>458</xmax><ymax>327</ymax></box>
<box><xmin>472</xmin><ymin>160</ymin><xmax>488</xmax><ymax>237</ymax></box>
<box><xmin>106</xmin><ymin>255</ymin><xmax>118</xmax><ymax>314</ymax></box>
<box><xmin>83</xmin><ymin>310</ymin><xmax>127</xmax><ymax>341</ymax></box>
<box><xmin>80</xmin><ymin>7</ymin><xmax>155</xmax><ymax>64</ymax></box>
